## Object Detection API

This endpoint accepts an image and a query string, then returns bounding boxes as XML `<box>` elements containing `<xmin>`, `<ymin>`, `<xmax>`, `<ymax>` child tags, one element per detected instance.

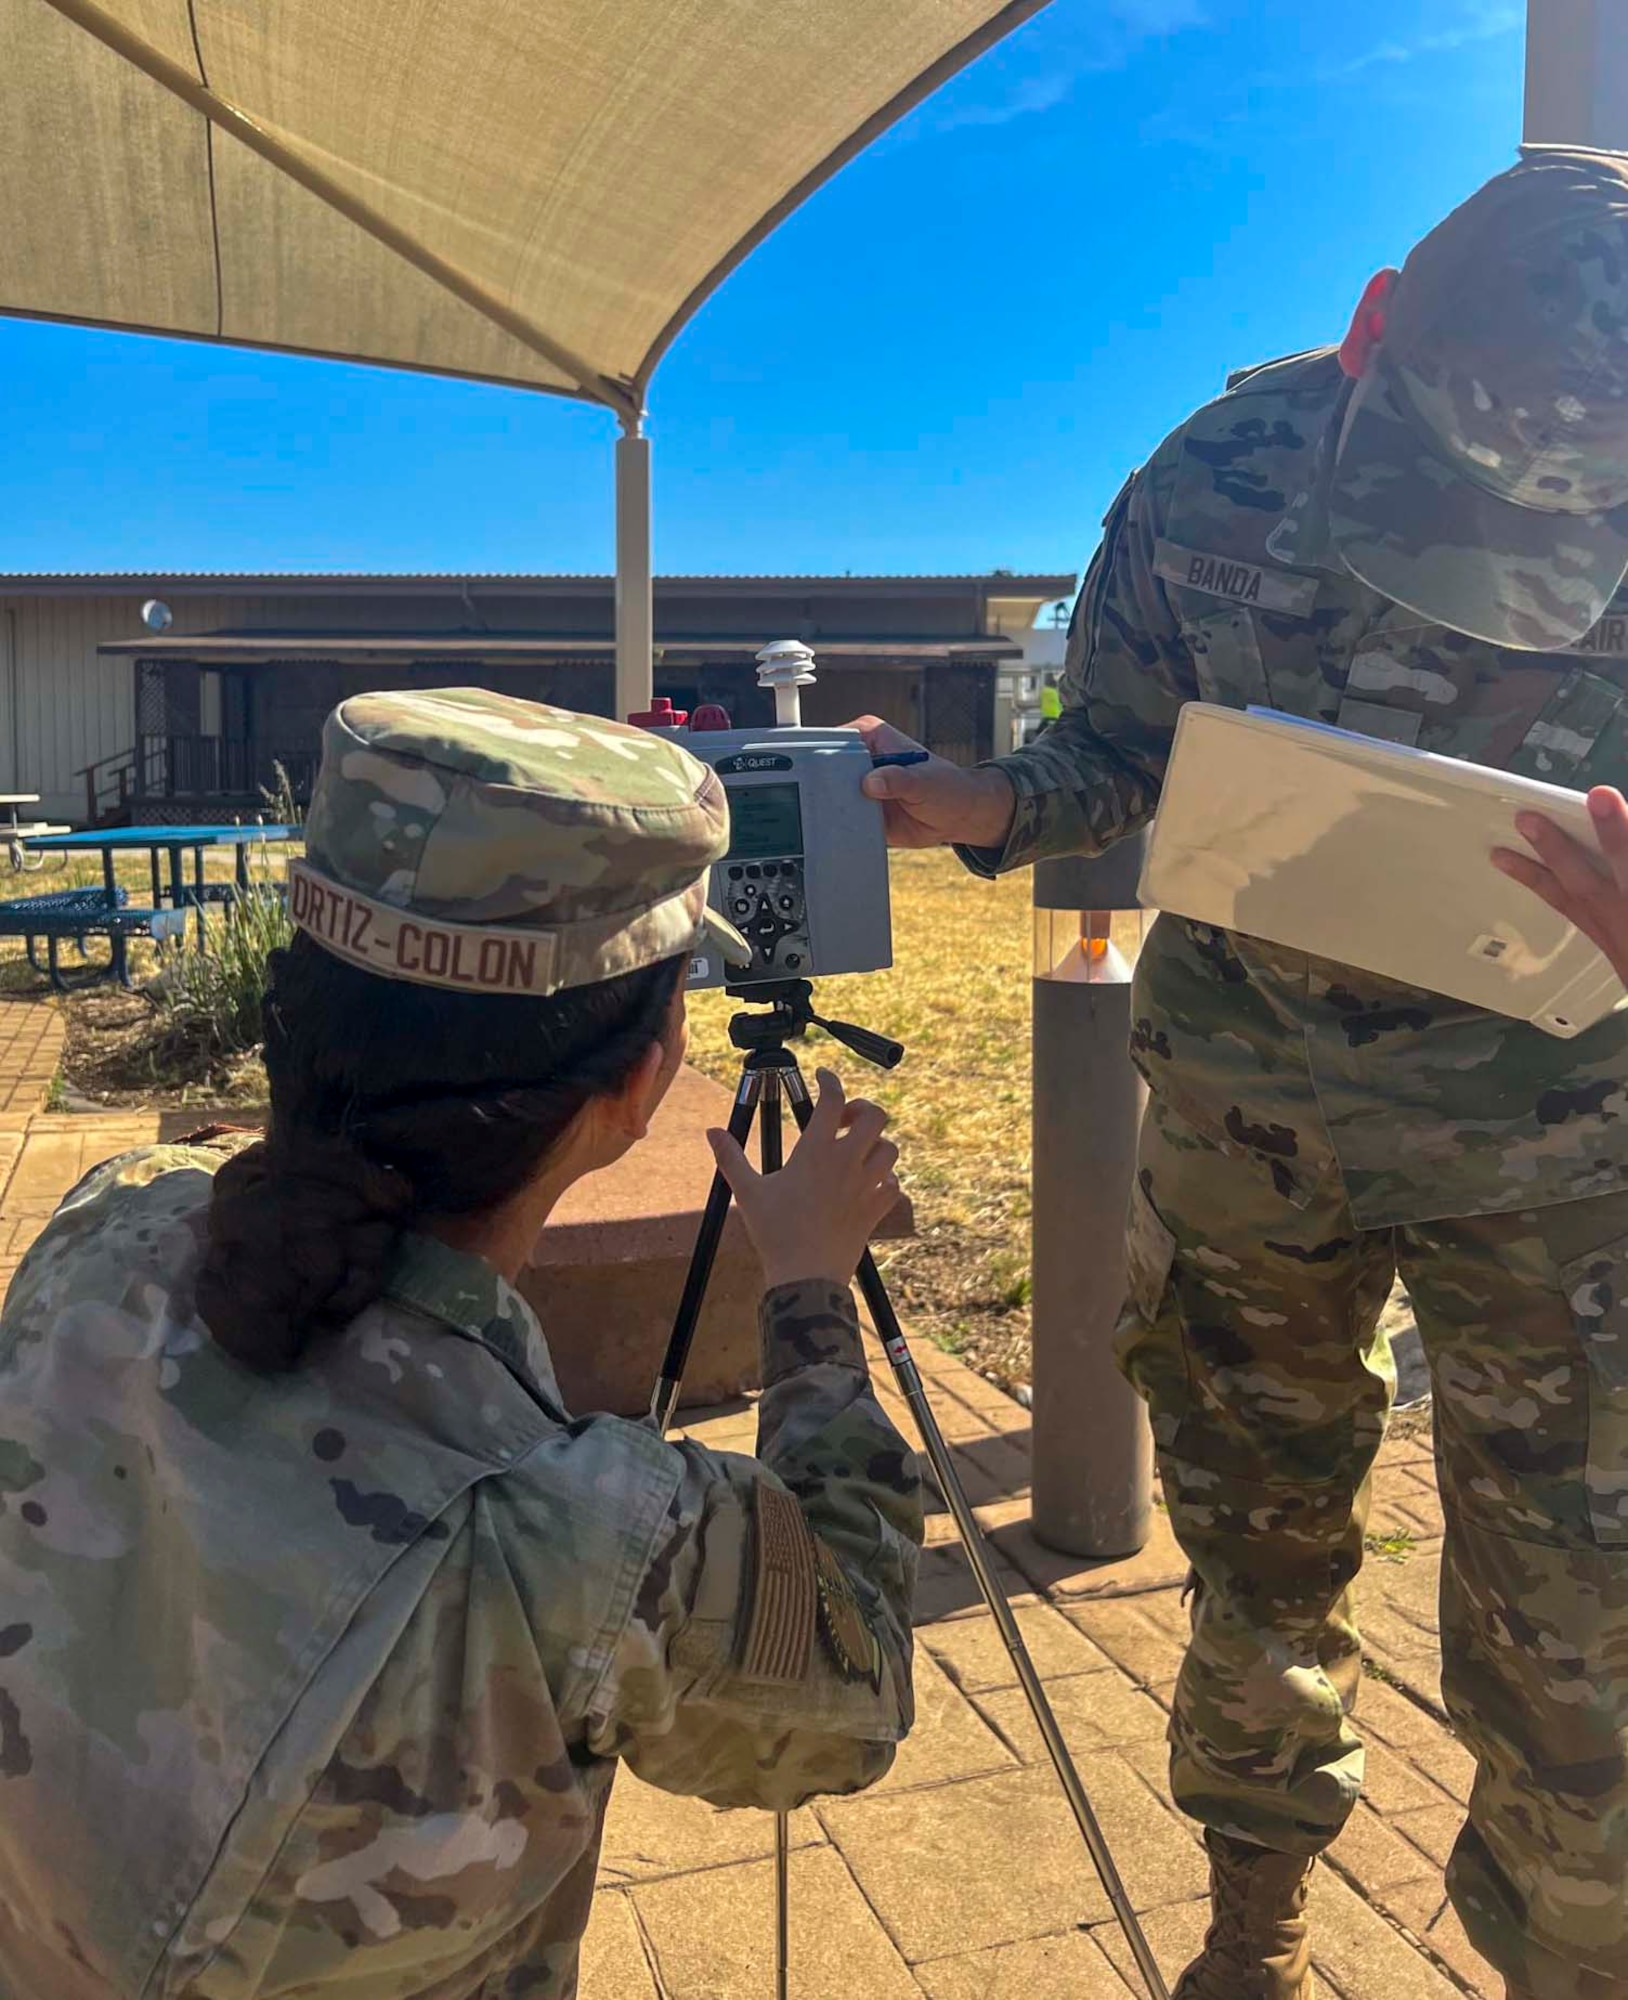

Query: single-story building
<box><xmin>0</xmin><ymin>572</ymin><xmax>1073</xmax><ymax>825</ymax></box>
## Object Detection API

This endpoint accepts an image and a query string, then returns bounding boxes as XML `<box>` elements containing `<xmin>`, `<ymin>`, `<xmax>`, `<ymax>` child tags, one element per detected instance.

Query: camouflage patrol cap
<box><xmin>289</xmin><ymin>688</ymin><xmax>749</xmax><ymax>997</ymax></box>
<box><xmin>1330</xmin><ymin>145</ymin><xmax>1628</xmax><ymax>650</ymax></box>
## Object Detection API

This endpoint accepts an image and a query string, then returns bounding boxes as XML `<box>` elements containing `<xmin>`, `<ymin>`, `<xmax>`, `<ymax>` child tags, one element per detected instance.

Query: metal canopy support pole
<box><xmin>615</xmin><ymin>418</ymin><xmax>655</xmax><ymax>723</ymax></box>
<box><xmin>1029</xmin><ymin>837</ymin><xmax>1154</xmax><ymax>1558</ymax></box>
<box><xmin>1525</xmin><ymin>0</ymin><xmax>1628</xmax><ymax>147</ymax></box>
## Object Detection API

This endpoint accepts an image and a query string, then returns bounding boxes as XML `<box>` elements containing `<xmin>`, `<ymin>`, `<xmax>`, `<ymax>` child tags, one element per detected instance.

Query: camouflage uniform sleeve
<box><xmin>956</xmin><ymin>425</ymin><xmax>1194</xmax><ymax>877</ymax></box>
<box><xmin>585</xmin><ymin>1279</ymin><xmax>923</xmax><ymax>1813</ymax></box>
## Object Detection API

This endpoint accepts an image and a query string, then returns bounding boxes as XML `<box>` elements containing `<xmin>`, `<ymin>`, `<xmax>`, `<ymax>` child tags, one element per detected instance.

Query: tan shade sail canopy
<box><xmin>1</xmin><ymin>0</ymin><xmax>1050</xmax><ymax>419</ymax></box>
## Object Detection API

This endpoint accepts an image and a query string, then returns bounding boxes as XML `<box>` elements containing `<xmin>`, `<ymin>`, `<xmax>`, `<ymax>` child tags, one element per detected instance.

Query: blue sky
<box><xmin>0</xmin><ymin>0</ymin><xmax>1525</xmax><ymax>587</ymax></box>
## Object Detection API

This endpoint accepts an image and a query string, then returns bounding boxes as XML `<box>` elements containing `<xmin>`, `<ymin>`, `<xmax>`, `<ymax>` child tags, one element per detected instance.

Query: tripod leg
<box><xmin>779</xmin><ymin>1078</ymin><xmax>1169</xmax><ymax>2000</ymax></box>
<box><xmin>757</xmin><ymin>1072</ymin><xmax>793</xmax><ymax>2000</ymax></box>
<box><xmin>650</xmin><ymin>1072</ymin><xmax>760</xmax><ymax>1437</ymax></box>
<box><xmin>759</xmin><ymin>1066</ymin><xmax>784</xmax><ymax>1175</ymax></box>
<box><xmin>860</xmin><ymin>1255</ymin><xmax>1170</xmax><ymax>2000</ymax></box>
<box><xmin>774</xmin><ymin>1809</ymin><xmax>791</xmax><ymax>2000</ymax></box>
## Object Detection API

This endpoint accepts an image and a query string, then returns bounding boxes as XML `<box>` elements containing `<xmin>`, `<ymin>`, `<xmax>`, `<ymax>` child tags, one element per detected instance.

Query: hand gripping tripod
<box><xmin>648</xmin><ymin>980</ymin><xmax>1169</xmax><ymax>2000</ymax></box>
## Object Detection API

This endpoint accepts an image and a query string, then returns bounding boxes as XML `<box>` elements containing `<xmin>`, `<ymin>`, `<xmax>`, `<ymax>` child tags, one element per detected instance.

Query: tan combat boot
<box><xmin>1172</xmin><ymin>1830</ymin><xmax>1316</xmax><ymax>2000</ymax></box>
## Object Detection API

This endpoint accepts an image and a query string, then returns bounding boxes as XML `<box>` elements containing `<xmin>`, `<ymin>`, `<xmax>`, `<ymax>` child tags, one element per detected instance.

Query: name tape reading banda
<box><xmin>288</xmin><ymin>863</ymin><xmax>559</xmax><ymax>995</ymax></box>
<box><xmin>1153</xmin><ymin>539</ymin><xmax>1320</xmax><ymax>616</ymax></box>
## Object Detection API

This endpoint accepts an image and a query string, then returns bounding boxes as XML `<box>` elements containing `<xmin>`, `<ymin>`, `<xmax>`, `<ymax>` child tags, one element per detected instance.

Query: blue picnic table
<box><xmin>10</xmin><ymin>824</ymin><xmax>296</xmax><ymax>988</ymax></box>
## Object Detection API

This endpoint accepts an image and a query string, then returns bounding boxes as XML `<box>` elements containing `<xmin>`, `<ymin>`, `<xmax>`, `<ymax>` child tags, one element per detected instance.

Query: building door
<box><xmin>922</xmin><ymin>663</ymin><xmax>994</xmax><ymax>769</ymax></box>
<box><xmin>222</xmin><ymin>669</ymin><xmax>251</xmax><ymax>748</ymax></box>
<box><xmin>199</xmin><ymin>669</ymin><xmax>222</xmax><ymax>743</ymax></box>
<box><xmin>197</xmin><ymin>670</ymin><xmax>226</xmax><ymax>793</ymax></box>
<box><xmin>654</xmin><ymin>674</ymin><xmax>699</xmax><ymax>718</ymax></box>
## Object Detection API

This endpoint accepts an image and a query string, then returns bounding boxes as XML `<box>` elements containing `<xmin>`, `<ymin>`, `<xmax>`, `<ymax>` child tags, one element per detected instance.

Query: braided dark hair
<box><xmin>196</xmin><ymin>931</ymin><xmax>684</xmax><ymax>1371</ymax></box>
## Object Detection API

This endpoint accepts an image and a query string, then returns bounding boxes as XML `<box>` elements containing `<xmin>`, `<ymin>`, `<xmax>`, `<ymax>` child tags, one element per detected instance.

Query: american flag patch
<box><xmin>739</xmin><ymin>1483</ymin><xmax>816</xmax><ymax>1683</ymax></box>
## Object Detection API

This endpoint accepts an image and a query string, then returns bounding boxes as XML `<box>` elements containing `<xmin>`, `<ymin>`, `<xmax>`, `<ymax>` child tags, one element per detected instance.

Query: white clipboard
<box><xmin>1138</xmin><ymin>703</ymin><xmax>1625</xmax><ymax>1040</ymax></box>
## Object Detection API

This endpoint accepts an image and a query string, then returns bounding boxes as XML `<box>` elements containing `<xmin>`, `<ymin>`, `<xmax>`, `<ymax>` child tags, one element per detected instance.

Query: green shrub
<box><xmin>153</xmin><ymin>887</ymin><xmax>291</xmax><ymax>1062</ymax></box>
<box><xmin>259</xmin><ymin>761</ymin><xmax>304</xmax><ymax>829</ymax></box>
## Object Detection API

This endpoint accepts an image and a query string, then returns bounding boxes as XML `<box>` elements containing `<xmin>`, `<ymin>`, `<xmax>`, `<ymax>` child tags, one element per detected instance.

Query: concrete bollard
<box><xmin>1029</xmin><ymin>837</ymin><xmax>1154</xmax><ymax>1559</ymax></box>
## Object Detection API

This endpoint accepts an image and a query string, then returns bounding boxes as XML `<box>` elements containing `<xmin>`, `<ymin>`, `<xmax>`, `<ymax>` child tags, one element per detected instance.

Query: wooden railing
<box><xmin>80</xmin><ymin>746</ymin><xmax>137</xmax><ymax>826</ymax></box>
<box><xmin>77</xmin><ymin>738</ymin><xmax>318</xmax><ymax>824</ymax></box>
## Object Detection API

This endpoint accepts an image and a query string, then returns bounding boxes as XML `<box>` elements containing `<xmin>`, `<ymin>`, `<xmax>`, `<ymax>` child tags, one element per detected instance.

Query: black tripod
<box><xmin>649</xmin><ymin>980</ymin><xmax>1169</xmax><ymax>2000</ymax></box>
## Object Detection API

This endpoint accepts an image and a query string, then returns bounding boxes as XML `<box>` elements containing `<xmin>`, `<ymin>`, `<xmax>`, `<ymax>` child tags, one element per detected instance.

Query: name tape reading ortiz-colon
<box><xmin>287</xmin><ymin>862</ymin><xmax>560</xmax><ymax>995</ymax></box>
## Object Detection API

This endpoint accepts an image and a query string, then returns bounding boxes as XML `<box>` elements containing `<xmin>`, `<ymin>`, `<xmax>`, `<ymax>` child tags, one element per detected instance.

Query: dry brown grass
<box><xmin>686</xmin><ymin>849</ymin><xmax>1134</xmax><ymax>1389</ymax></box>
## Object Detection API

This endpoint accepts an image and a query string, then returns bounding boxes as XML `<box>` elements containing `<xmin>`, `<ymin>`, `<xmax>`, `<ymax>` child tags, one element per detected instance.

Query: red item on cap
<box><xmin>690</xmin><ymin>703</ymin><xmax>733</xmax><ymax>730</ymax></box>
<box><xmin>627</xmin><ymin>697</ymin><xmax>688</xmax><ymax>728</ymax></box>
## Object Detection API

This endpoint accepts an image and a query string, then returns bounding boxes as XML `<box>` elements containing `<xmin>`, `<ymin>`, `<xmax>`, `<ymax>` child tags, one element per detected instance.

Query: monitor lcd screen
<box><xmin>726</xmin><ymin>782</ymin><xmax>804</xmax><ymax>861</ymax></box>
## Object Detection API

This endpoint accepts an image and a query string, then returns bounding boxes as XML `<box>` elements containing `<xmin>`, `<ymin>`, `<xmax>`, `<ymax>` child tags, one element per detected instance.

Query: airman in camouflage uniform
<box><xmin>0</xmin><ymin>689</ymin><xmax>923</xmax><ymax>1999</ymax></box>
<box><xmin>865</xmin><ymin>147</ymin><xmax>1628</xmax><ymax>1999</ymax></box>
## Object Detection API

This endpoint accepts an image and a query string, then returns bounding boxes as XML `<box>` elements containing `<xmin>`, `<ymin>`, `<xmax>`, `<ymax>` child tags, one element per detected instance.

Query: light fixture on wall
<box><xmin>141</xmin><ymin>599</ymin><xmax>172</xmax><ymax>632</ymax></box>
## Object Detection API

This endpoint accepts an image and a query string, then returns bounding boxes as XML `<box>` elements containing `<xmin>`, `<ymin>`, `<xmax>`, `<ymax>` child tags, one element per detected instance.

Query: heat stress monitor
<box><xmin>659</xmin><ymin>724</ymin><xmax>894</xmax><ymax>990</ymax></box>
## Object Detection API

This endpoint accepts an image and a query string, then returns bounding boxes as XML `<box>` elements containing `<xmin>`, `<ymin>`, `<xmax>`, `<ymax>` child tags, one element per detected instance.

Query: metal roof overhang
<box><xmin>2</xmin><ymin>572</ymin><xmax>1078</xmax><ymax>599</ymax></box>
<box><xmin>97</xmin><ymin>633</ymin><xmax>1023</xmax><ymax>663</ymax></box>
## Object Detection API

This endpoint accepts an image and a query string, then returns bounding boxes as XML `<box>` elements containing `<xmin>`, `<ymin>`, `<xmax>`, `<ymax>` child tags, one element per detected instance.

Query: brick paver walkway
<box><xmin>0</xmin><ymin>995</ymin><xmax>1492</xmax><ymax>2000</ymax></box>
<box><xmin>0</xmin><ymin>995</ymin><xmax>64</xmax><ymax>1114</ymax></box>
<box><xmin>605</xmin><ymin>1367</ymin><xmax>1488</xmax><ymax>2000</ymax></box>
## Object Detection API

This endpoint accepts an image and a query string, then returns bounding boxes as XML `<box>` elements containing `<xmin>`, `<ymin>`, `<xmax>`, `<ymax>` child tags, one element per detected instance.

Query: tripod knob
<box><xmin>811</xmin><ymin>1013</ymin><xmax>905</xmax><ymax>1071</ymax></box>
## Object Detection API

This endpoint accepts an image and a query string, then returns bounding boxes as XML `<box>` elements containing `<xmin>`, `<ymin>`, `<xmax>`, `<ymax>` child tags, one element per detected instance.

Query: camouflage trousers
<box><xmin>1118</xmin><ymin>1089</ymin><xmax>1628</xmax><ymax>1999</ymax></box>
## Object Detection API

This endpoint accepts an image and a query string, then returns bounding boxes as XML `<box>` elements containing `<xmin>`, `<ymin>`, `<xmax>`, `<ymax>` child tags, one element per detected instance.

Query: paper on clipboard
<box><xmin>1137</xmin><ymin>703</ymin><xmax>1625</xmax><ymax>1039</ymax></box>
